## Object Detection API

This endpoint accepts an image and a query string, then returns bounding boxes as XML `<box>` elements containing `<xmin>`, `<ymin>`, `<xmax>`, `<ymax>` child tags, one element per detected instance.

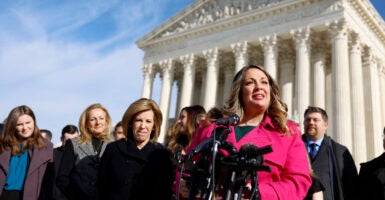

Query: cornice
<box><xmin>349</xmin><ymin>0</ymin><xmax>385</xmax><ymax>47</ymax></box>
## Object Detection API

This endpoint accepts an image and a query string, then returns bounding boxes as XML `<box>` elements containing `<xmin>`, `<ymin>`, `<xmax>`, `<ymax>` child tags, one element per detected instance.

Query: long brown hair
<box><xmin>0</xmin><ymin>105</ymin><xmax>47</xmax><ymax>155</ymax></box>
<box><xmin>223</xmin><ymin>65</ymin><xmax>290</xmax><ymax>135</ymax></box>
<box><xmin>167</xmin><ymin>105</ymin><xmax>206</xmax><ymax>153</ymax></box>
<box><xmin>78</xmin><ymin>103</ymin><xmax>112</xmax><ymax>143</ymax></box>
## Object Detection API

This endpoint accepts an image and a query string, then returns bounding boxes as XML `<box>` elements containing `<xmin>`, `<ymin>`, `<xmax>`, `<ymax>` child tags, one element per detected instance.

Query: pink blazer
<box><xmin>188</xmin><ymin>116</ymin><xmax>311</xmax><ymax>200</ymax></box>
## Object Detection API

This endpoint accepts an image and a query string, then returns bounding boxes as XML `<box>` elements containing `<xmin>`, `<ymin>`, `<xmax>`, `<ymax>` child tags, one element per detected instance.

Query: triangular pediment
<box><xmin>136</xmin><ymin>0</ymin><xmax>286</xmax><ymax>48</ymax></box>
<box><xmin>136</xmin><ymin>0</ymin><xmax>385</xmax><ymax>52</ymax></box>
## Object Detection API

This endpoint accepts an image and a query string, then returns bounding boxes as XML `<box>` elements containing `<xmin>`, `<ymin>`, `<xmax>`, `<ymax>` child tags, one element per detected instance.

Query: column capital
<box><xmin>380</xmin><ymin>63</ymin><xmax>385</xmax><ymax>74</ymax></box>
<box><xmin>327</xmin><ymin>19</ymin><xmax>348</xmax><ymax>39</ymax></box>
<box><xmin>378</xmin><ymin>60</ymin><xmax>385</xmax><ymax>72</ymax></box>
<box><xmin>363</xmin><ymin>47</ymin><xmax>377</xmax><ymax>65</ymax></box>
<box><xmin>203</xmin><ymin>48</ymin><xmax>220</xmax><ymax>61</ymax></box>
<box><xmin>259</xmin><ymin>34</ymin><xmax>278</xmax><ymax>52</ymax></box>
<box><xmin>180</xmin><ymin>54</ymin><xmax>196</xmax><ymax>66</ymax></box>
<box><xmin>291</xmin><ymin>27</ymin><xmax>311</xmax><ymax>46</ymax></box>
<box><xmin>159</xmin><ymin>59</ymin><xmax>174</xmax><ymax>72</ymax></box>
<box><xmin>349</xmin><ymin>31</ymin><xmax>362</xmax><ymax>53</ymax></box>
<box><xmin>231</xmin><ymin>41</ymin><xmax>248</xmax><ymax>57</ymax></box>
<box><xmin>141</xmin><ymin>63</ymin><xmax>155</xmax><ymax>76</ymax></box>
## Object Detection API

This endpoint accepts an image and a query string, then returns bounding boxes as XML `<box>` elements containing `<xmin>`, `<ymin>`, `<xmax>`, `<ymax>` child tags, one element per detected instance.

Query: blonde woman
<box><xmin>57</xmin><ymin>103</ymin><xmax>112</xmax><ymax>200</ymax></box>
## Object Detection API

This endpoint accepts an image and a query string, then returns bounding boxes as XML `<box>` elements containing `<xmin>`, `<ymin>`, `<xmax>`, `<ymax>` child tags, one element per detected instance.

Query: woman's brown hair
<box><xmin>167</xmin><ymin>105</ymin><xmax>206</xmax><ymax>153</ymax></box>
<box><xmin>0</xmin><ymin>105</ymin><xmax>47</xmax><ymax>155</ymax></box>
<box><xmin>223</xmin><ymin>65</ymin><xmax>290</xmax><ymax>135</ymax></box>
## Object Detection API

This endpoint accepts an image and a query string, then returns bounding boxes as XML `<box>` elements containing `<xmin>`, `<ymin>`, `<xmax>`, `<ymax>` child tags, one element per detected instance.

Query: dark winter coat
<box><xmin>53</xmin><ymin>146</ymin><xmax>67</xmax><ymax>200</ymax></box>
<box><xmin>359</xmin><ymin>152</ymin><xmax>385</xmax><ymax>200</ymax></box>
<box><xmin>97</xmin><ymin>138</ymin><xmax>175</xmax><ymax>200</ymax></box>
<box><xmin>56</xmin><ymin>138</ymin><xmax>109</xmax><ymax>200</ymax></box>
<box><xmin>302</xmin><ymin>135</ymin><xmax>359</xmax><ymax>200</ymax></box>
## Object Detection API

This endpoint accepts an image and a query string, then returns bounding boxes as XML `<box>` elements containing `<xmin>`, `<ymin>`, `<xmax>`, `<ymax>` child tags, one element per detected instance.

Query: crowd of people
<box><xmin>0</xmin><ymin>64</ymin><xmax>384</xmax><ymax>200</ymax></box>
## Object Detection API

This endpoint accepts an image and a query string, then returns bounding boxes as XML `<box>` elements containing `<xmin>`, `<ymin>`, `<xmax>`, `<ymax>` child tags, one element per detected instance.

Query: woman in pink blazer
<box><xmin>184</xmin><ymin>65</ymin><xmax>311</xmax><ymax>200</ymax></box>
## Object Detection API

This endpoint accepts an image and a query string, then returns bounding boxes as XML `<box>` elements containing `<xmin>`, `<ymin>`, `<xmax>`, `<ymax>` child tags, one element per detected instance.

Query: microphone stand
<box><xmin>206</xmin><ymin>125</ymin><xmax>232</xmax><ymax>200</ymax></box>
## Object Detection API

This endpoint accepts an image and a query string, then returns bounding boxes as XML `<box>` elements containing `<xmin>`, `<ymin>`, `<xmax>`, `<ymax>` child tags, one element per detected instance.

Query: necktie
<box><xmin>309</xmin><ymin>143</ymin><xmax>318</xmax><ymax>159</ymax></box>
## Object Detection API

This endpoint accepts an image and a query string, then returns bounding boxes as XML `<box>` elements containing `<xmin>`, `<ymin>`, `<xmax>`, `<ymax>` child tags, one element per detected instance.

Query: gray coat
<box><xmin>0</xmin><ymin>141</ymin><xmax>53</xmax><ymax>200</ymax></box>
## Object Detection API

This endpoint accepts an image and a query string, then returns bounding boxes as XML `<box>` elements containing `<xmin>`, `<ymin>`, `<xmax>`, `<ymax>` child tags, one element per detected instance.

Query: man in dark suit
<box><xmin>302</xmin><ymin>106</ymin><xmax>359</xmax><ymax>200</ymax></box>
<box><xmin>359</xmin><ymin>127</ymin><xmax>385</xmax><ymax>200</ymax></box>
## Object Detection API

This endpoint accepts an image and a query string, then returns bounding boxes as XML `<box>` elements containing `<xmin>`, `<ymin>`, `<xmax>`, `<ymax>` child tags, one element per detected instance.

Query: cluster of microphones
<box><xmin>173</xmin><ymin>113</ymin><xmax>273</xmax><ymax>200</ymax></box>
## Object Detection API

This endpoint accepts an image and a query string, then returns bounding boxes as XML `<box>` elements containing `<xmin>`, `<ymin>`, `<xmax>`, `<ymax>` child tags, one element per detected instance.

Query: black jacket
<box><xmin>359</xmin><ymin>153</ymin><xmax>385</xmax><ymax>200</ymax></box>
<box><xmin>53</xmin><ymin>146</ymin><xmax>67</xmax><ymax>200</ymax></box>
<box><xmin>302</xmin><ymin>135</ymin><xmax>359</xmax><ymax>200</ymax></box>
<box><xmin>97</xmin><ymin>139</ymin><xmax>175</xmax><ymax>200</ymax></box>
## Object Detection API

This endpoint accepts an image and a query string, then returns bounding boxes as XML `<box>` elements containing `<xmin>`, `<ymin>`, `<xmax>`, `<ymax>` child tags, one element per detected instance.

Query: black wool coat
<box><xmin>302</xmin><ymin>135</ymin><xmax>359</xmax><ymax>200</ymax></box>
<box><xmin>359</xmin><ymin>153</ymin><xmax>385</xmax><ymax>200</ymax></box>
<box><xmin>97</xmin><ymin>138</ymin><xmax>175</xmax><ymax>200</ymax></box>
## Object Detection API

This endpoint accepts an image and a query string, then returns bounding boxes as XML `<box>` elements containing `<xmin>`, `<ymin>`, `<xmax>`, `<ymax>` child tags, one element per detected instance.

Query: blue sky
<box><xmin>0</xmin><ymin>0</ymin><xmax>384</xmax><ymax>145</ymax></box>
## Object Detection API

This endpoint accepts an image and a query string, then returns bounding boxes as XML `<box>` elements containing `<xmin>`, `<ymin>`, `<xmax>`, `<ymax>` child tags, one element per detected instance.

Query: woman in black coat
<box><xmin>97</xmin><ymin>98</ymin><xmax>174</xmax><ymax>200</ymax></box>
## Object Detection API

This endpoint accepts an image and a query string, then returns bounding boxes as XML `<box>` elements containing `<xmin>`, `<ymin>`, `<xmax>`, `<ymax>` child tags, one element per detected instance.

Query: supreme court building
<box><xmin>136</xmin><ymin>0</ymin><xmax>385</xmax><ymax>164</ymax></box>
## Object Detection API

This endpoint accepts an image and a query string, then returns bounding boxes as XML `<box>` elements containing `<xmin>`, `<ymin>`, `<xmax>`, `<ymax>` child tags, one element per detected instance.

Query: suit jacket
<box><xmin>97</xmin><ymin>138</ymin><xmax>175</xmax><ymax>200</ymax></box>
<box><xmin>359</xmin><ymin>153</ymin><xmax>385</xmax><ymax>200</ymax></box>
<box><xmin>302</xmin><ymin>135</ymin><xmax>359</xmax><ymax>200</ymax></box>
<box><xmin>0</xmin><ymin>141</ymin><xmax>54</xmax><ymax>200</ymax></box>
<box><xmin>188</xmin><ymin>116</ymin><xmax>312</xmax><ymax>200</ymax></box>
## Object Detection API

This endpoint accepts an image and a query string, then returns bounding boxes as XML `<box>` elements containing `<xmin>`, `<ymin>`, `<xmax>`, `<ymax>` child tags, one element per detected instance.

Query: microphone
<box><xmin>239</xmin><ymin>144</ymin><xmax>262</xmax><ymax>166</ymax></box>
<box><xmin>215</xmin><ymin>113</ymin><xmax>240</xmax><ymax>126</ymax></box>
<box><xmin>239</xmin><ymin>143</ymin><xmax>273</xmax><ymax>172</ymax></box>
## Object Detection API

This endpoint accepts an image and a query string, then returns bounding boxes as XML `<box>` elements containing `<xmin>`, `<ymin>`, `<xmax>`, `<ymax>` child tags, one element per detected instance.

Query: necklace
<box><xmin>92</xmin><ymin>137</ymin><xmax>104</xmax><ymax>155</ymax></box>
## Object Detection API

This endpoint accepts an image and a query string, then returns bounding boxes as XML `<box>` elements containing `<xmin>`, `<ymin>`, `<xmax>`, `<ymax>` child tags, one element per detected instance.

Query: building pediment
<box><xmin>136</xmin><ymin>0</ymin><xmax>287</xmax><ymax>49</ymax></box>
<box><xmin>136</xmin><ymin>0</ymin><xmax>385</xmax><ymax>57</ymax></box>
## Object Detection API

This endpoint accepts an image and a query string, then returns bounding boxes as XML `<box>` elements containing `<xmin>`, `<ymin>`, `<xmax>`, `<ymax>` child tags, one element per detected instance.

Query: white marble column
<box><xmin>202</xmin><ymin>48</ymin><xmax>220</xmax><ymax>110</ymax></box>
<box><xmin>380</xmin><ymin>65</ymin><xmax>385</xmax><ymax>129</ymax></box>
<box><xmin>179</xmin><ymin>54</ymin><xmax>196</xmax><ymax>109</ymax></box>
<box><xmin>175</xmin><ymin>79</ymin><xmax>182</xmax><ymax>118</ymax></box>
<box><xmin>325</xmin><ymin>70</ymin><xmax>334</xmax><ymax>138</ymax></box>
<box><xmin>349</xmin><ymin>32</ymin><xmax>367</xmax><ymax>164</ymax></box>
<box><xmin>260</xmin><ymin>34</ymin><xmax>278</xmax><ymax>80</ymax></box>
<box><xmin>329</xmin><ymin>19</ymin><xmax>352</xmax><ymax>151</ymax></box>
<box><xmin>292</xmin><ymin>27</ymin><xmax>311</xmax><ymax>130</ymax></box>
<box><xmin>141</xmin><ymin>64</ymin><xmax>155</xmax><ymax>98</ymax></box>
<box><xmin>279</xmin><ymin>43</ymin><xmax>294</xmax><ymax>119</ymax></box>
<box><xmin>363</xmin><ymin>47</ymin><xmax>383</xmax><ymax>158</ymax></box>
<box><xmin>231</xmin><ymin>41</ymin><xmax>249</xmax><ymax>73</ymax></box>
<box><xmin>312</xmin><ymin>36</ymin><xmax>326</xmax><ymax>109</ymax></box>
<box><xmin>159</xmin><ymin>59</ymin><xmax>174</xmax><ymax>143</ymax></box>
